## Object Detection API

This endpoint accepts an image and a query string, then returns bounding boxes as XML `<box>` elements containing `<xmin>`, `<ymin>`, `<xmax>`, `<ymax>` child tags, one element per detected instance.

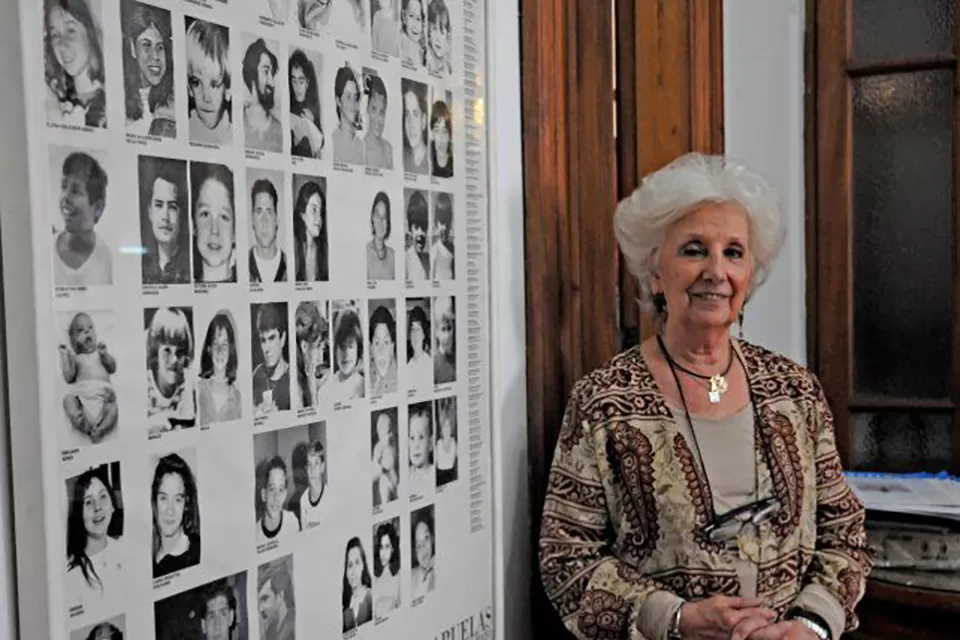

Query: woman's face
<box><xmin>378</xmin><ymin>533</ymin><xmax>393</xmax><ymax>568</ymax></box>
<box><xmin>337</xmin><ymin>337</ymin><xmax>359</xmax><ymax>376</ymax></box>
<box><xmin>134</xmin><ymin>24</ymin><xmax>166</xmax><ymax>87</ymax></box>
<box><xmin>195</xmin><ymin>178</ymin><xmax>235</xmax><ymax>269</ymax></box>
<box><xmin>403</xmin><ymin>1</ymin><xmax>423</xmax><ymax>38</ymax></box>
<box><xmin>653</xmin><ymin>202</ymin><xmax>754</xmax><ymax>331</ymax></box>
<box><xmin>372</xmin><ymin>201</ymin><xmax>389</xmax><ymax>241</ymax></box>
<box><xmin>302</xmin><ymin>193</ymin><xmax>323</xmax><ymax>238</ymax></box>
<box><xmin>346</xmin><ymin>546</ymin><xmax>364</xmax><ymax>590</ymax></box>
<box><xmin>81</xmin><ymin>477</ymin><xmax>113</xmax><ymax>539</ymax></box>
<box><xmin>156</xmin><ymin>471</ymin><xmax>186</xmax><ymax>538</ymax></box>
<box><xmin>435</xmin><ymin>311</ymin><xmax>453</xmax><ymax>355</ymax></box>
<box><xmin>414</xmin><ymin>520</ymin><xmax>433</xmax><ymax>569</ymax></box>
<box><xmin>48</xmin><ymin>7</ymin><xmax>93</xmax><ymax>80</ymax></box>
<box><xmin>290</xmin><ymin>65</ymin><xmax>308</xmax><ymax>104</ymax></box>
<box><xmin>338</xmin><ymin>78</ymin><xmax>359</xmax><ymax>126</ymax></box>
<box><xmin>210</xmin><ymin>325</ymin><xmax>230</xmax><ymax>375</ymax></box>
<box><xmin>409</xmin><ymin>320</ymin><xmax>425</xmax><ymax>355</ymax></box>
<box><xmin>367</xmin><ymin>91</ymin><xmax>386</xmax><ymax>139</ymax></box>
<box><xmin>428</xmin><ymin>19</ymin><xmax>448</xmax><ymax>60</ymax></box>
<box><xmin>371</xmin><ymin>322</ymin><xmax>394</xmax><ymax>377</ymax></box>
<box><xmin>432</xmin><ymin>118</ymin><xmax>450</xmax><ymax>156</ymax></box>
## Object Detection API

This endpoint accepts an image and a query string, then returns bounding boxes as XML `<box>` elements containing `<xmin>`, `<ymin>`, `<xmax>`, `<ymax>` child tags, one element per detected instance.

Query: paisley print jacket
<box><xmin>538</xmin><ymin>341</ymin><xmax>874</xmax><ymax>639</ymax></box>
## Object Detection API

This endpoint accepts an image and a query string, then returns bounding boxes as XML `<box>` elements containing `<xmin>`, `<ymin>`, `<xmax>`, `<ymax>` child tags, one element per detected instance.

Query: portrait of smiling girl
<box><xmin>44</xmin><ymin>0</ymin><xmax>107</xmax><ymax>128</ymax></box>
<box><xmin>190</xmin><ymin>162</ymin><xmax>236</xmax><ymax>283</ymax></box>
<box><xmin>64</xmin><ymin>464</ymin><xmax>124</xmax><ymax>612</ymax></box>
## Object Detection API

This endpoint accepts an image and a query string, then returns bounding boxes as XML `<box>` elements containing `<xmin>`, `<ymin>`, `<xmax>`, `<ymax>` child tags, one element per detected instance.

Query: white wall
<box><xmin>724</xmin><ymin>0</ymin><xmax>807</xmax><ymax>365</ymax></box>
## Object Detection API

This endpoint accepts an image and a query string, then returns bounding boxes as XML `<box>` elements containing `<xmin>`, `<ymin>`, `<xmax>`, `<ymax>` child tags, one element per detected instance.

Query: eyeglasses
<box><xmin>703</xmin><ymin>496</ymin><xmax>781</xmax><ymax>543</ymax></box>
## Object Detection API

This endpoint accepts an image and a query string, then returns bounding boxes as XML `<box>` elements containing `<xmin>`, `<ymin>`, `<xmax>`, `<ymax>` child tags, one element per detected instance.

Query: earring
<box><xmin>738</xmin><ymin>308</ymin><xmax>745</xmax><ymax>339</ymax></box>
<box><xmin>653</xmin><ymin>292</ymin><xmax>666</xmax><ymax>314</ymax></box>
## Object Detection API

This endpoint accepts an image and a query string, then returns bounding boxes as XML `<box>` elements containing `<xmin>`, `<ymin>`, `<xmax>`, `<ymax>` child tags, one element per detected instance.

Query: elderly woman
<box><xmin>538</xmin><ymin>153</ymin><xmax>873</xmax><ymax>640</ymax></box>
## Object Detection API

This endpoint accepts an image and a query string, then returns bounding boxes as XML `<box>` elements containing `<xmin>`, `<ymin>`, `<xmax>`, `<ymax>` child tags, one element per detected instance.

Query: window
<box><xmin>810</xmin><ymin>0</ymin><xmax>960</xmax><ymax>474</ymax></box>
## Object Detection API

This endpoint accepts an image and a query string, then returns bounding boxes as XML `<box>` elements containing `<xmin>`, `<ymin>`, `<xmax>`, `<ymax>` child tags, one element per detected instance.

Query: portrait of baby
<box><xmin>58</xmin><ymin>311</ymin><xmax>118</xmax><ymax>445</ymax></box>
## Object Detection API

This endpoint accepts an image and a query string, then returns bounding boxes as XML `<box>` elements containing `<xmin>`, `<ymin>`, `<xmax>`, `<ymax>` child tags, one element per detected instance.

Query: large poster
<box><xmin>17</xmin><ymin>0</ymin><xmax>493</xmax><ymax>638</ymax></box>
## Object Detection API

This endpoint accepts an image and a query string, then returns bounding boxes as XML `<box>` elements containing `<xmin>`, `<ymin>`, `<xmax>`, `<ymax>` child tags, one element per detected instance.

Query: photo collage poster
<box><xmin>18</xmin><ymin>0</ymin><xmax>493</xmax><ymax>638</ymax></box>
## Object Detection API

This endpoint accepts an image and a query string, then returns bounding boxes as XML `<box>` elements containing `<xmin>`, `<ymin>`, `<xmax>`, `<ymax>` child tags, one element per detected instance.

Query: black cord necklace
<box><xmin>656</xmin><ymin>333</ymin><xmax>735</xmax><ymax>403</ymax></box>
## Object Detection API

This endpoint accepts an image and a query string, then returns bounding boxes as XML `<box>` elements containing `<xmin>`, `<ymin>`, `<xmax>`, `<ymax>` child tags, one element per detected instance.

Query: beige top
<box><xmin>638</xmin><ymin>402</ymin><xmax>846</xmax><ymax>639</ymax></box>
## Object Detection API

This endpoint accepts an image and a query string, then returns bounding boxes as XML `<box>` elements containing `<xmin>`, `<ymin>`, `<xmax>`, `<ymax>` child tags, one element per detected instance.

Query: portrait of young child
<box><xmin>184</xmin><ymin>17</ymin><xmax>232</xmax><ymax>146</ymax></box>
<box><xmin>50</xmin><ymin>146</ymin><xmax>113</xmax><ymax>287</ymax></box>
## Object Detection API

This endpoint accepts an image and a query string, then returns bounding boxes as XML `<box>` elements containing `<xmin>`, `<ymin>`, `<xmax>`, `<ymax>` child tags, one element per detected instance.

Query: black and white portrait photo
<box><xmin>372</xmin><ymin>517</ymin><xmax>401</xmax><ymax>618</ymax></box>
<box><xmin>363</xmin><ymin>69</ymin><xmax>394</xmax><ymax>170</ymax></box>
<box><xmin>251</xmin><ymin>302</ymin><xmax>292</xmax><ymax>416</ymax></box>
<box><xmin>258</xmin><ymin>0</ymin><xmax>298</xmax><ymax>23</ymax></box>
<box><xmin>332</xmin><ymin>62</ymin><xmax>365</xmax><ymax>165</ymax></box>
<box><xmin>370</xmin><ymin>0</ymin><xmax>399</xmax><ymax>57</ymax></box>
<box><xmin>121</xmin><ymin>0</ymin><xmax>176</xmax><ymax>137</ymax></box>
<box><xmin>242</xmin><ymin>35</ymin><xmax>284</xmax><ymax>153</ymax></box>
<box><xmin>368</xmin><ymin>300</ymin><xmax>398</xmax><ymax>396</ymax></box>
<box><xmin>289</xmin><ymin>48</ymin><xmax>324</xmax><ymax>159</ymax></box>
<box><xmin>407</xmin><ymin>401</ymin><xmax>434</xmax><ymax>498</ymax></box>
<box><xmin>430</xmin><ymin>90</ymin><xmax>453</xmax><ymax>177</ymax></box>
<box><xmin>70</xmin><ymin>615</ymin><xmax>125</xmax><ymax>640</ymax></box>
<box><xmin>247</xmin><ymin>168</ymin><xmax>288</xmax><ymax>283</ymax></box>
<box><xmin>410</xmin><ymin>504</ymin><xmax>436</xmax><ymax>600</ymax></box>
<box><xmin>191</xmin><ymin>161</ymin><xmax>237</xmax><ymax>283</ymax></box>
<box><xmin>292</xmin><ymin>174</ymin><xmax>328</xmax><ymax>282</ymax></box>
<box><xmin>293</xmin><ymin>423</ymin><xmax>327</xmax><ymax>530</ymax></box>
<box><xmin>57</xmin><ymin>310</ymin><xmax>119</xmax><ymax>448</ymax></box>
<box><xmin>405</xmin><ymin>298</ymin><xmax>433</xmax><ymax>392</ymax></box>
<box><xmin>434</xmin><ymin>396</ymin><xmax>457</xmax><ymax>486</ymax></box>
<box><xmin>401</xmin><ymin>78</ymin><xmax>429</xmax><ymax>174</ymax></box>
<box><xmin>399</xmin><ymin>0</ymin><xmax>424</xmax><ymax>70</ymax></box>
<box><xmin>145</xmin><ymin>307</ymin><xmax>197</xmax><ymax>435</ymax></box>
<box><xmin>64</xmin><ymin>462</ymin><xmax>124</xmax><ymax>614</ymax></box>
<box><xmin>185</xmin><ymin>17</ymin><xmax>232</xmax><ymax>146</ymax></box>
<box><xmin>404</xmin><ymin>188</ymin><xmax>429</xmax><ymax>281</ymax></box>
<box><xmin>430</xmin><ymin>191</ymin><xmax>454</xmax><ymax>279</ymax></box>
<box><xmin>139</xmin><ymin>155</ymin><xmax>190</xmax><ymax>285</ymax></box>
<box><xmin>341</xmin><ymin>536</ymin><xmax>373</xmax><ymax>632</ymax></box>
<box><xmin>254</xmin><ymin>424</ymin><xmax>327</xmax><ymax>543</ymax></box>
<box><xmin>298</xmin><ymin>0</ymin><xmax>331</xmax><ymax>33</ymax></box>
<box><xmin>319</xmin><ymin>300</ymin><xmax>365</xmax><ymax>403</ymax></box>
<box><xmin>425</xmin><ymin>0</ymin><xmax>452</xmax><ymax>76</ymax></box>
<box><xmin>258</xmin><ymin>555</ymin><xmax>296</xmax><ymax>640</ymax></box>
<box><xmin>44</xmin><ymin>0</ymin><xmax>107</xmax><ymax>128</ymax></box>
<box><xmin>433</xmin><ymin>295</ymin><xmax>456</xmax><ymax>384</ymax></box>
<box><xmin>367</xmin><ymin>191</ymin><xmax>396</xmax><ymax>280</ymax></box>
<box><xmin>197</xmin><ymin>309</ymin><xmax>243</xmax><ymax>425</ymax></box>
<box><xmin>371</xmin><ymin>407</ymin><xmax>398</xmax><ymax>508</ymax></box>
<box><xmin>293</xmin><ymin>301</ymin><xmax>330</xmax><ymax>409</ymax></box>
<box><xmin>49</xmin><ymin>146</ymin><xmax>113</xmax><ymax>287</ymax></box>
<box><xmin>151</xmin><ymin>449</ymin><xmax>201</xmax><ymax>579</ymax></box>
<box><xmin>155</xmin><ymin>572</ymin><xmax>248</xmax><ymax>640</ymax></box>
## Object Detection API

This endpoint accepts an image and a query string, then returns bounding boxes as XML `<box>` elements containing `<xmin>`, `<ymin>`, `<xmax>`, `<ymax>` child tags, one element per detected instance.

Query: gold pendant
<box><xmin>708</xmin><ymin>374</ymin><xmax>728</xmax><ymax>404</ymax></box>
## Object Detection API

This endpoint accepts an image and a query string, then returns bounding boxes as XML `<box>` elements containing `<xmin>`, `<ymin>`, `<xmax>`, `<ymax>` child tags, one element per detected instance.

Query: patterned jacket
<box><xmin>539</xmin><ymin>341</ymin><xmax>874</xmax><ymax>639</ymax></box>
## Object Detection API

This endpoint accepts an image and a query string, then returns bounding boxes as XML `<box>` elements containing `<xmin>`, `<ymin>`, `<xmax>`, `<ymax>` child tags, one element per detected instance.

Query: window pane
<box><xmin>853</xmin><ymin>0</ymin><xmax>955</xmax><ymax>63</ymax></box>
<box><xmin>852</xmin><ymin>412</ymin><xmax>952</xmax><ymax>472</ymax></box>
<box><xmin>852</xmin><ymin>71</ymin><xmax>954</xmax><ymax>399</ymax></box>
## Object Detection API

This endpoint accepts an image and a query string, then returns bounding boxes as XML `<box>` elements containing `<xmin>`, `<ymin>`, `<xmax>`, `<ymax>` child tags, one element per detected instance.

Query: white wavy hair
<box><xmin>614</xmin><ymin>152</ymin><xmax>786</xmax><ymax>316</ymax></box>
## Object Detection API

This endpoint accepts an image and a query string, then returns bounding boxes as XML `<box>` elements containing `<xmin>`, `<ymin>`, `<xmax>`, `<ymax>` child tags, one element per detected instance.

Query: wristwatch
<box><xmin>785</xmin><ymin>608</ymin><xmax>830</xmax><ymax>640</ymax></box>
<box><xmin>666</xmin><ymin>601</ymin><xmax>683</xmax><ymax>639</ymax></box>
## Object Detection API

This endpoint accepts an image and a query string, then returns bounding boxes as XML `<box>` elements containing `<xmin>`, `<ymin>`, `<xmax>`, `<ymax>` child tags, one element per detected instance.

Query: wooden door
<box><xmin>521</xmin><ymin>1</ymin><xmax>723</xmax><ymax>636</ymax></box>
